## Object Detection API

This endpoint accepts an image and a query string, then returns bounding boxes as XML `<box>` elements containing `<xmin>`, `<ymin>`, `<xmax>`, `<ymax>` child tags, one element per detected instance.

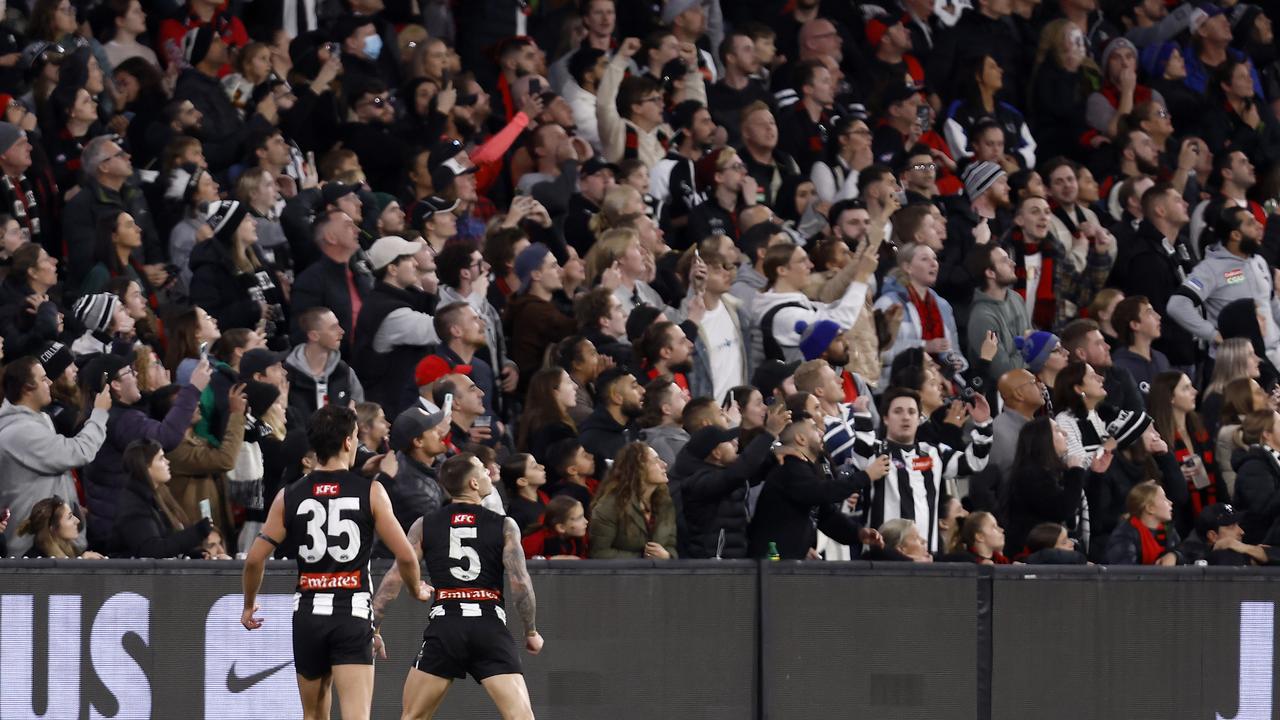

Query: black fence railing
<box><xmin>1</xmin><ymin>559</ymin><xmax>1278</xmax><ymax>719</ymax></box>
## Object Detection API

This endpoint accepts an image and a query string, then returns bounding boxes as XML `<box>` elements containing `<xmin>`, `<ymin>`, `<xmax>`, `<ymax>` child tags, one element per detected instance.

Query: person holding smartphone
<box><xmin>0</xmin><ymin>356</ymin><xmax>113</xmax><ymax>556</ymax></box>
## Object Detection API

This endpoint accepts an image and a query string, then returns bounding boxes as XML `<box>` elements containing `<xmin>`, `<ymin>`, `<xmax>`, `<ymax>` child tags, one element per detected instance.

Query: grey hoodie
<box><xmin>0</xmin><ymin>402</ymin><xmax>109</xmax><ymax>556</ymax></box>
<box><xmin>639</xmin><ymin>424</ymin><xmax>691</xmax><ymax>468</ymax></box>
<box><xmin>966</xmin><ymin>288</ymin><xmax>1030</xmax><ymax>380</ymax></box>
<box><xmin>283</xmin><ymin>343</ymin><xmax>365</xmax><ymax>413</ymax></box>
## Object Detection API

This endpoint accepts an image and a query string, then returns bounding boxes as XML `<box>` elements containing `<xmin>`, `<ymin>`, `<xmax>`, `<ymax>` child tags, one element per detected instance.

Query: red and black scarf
<box><xmin>1010</xmin><ymin>228</ymin><xmax>1057</xmax><ymax>329</ymax></box>
<box><xmin>1175</xmin><ymin>428</ymin><xmax>1219</xmax><ymax>517</ymax></box>
<box><xmin>1129</xmin><ymin>516</ymin><xmax>1170</xmax><ymax>565</ymax></box>
<box><xmin>907</xmin><ymin>284</ymin><xmax>945</xmax><ymax>341</ymax></box>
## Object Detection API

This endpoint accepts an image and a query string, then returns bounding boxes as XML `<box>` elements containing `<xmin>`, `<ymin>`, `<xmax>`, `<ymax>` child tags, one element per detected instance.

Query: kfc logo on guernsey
<box><xmin>313</xmin><ymin>483</ymin><xmax>340</xmax><ymax>497</ymax></box>
<box><xmin>452</xmin><ymin>513</ymin><xmax>476</xmax><ymax>525</ymax></box>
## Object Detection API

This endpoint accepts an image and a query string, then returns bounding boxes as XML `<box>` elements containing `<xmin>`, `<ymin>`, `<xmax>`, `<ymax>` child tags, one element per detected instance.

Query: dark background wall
<box><xmin>1</xmin><ymin>560</ymin><xmax>1279</xmax><ymax>719</ymax></box>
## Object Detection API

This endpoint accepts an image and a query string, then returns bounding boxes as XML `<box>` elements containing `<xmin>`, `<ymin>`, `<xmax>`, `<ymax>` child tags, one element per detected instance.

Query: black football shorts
<box><xmin>292</xmin><ymin>612</ymin><xmax>374</xmax><ymax>680</ymax></box>
<box><xmin>413</xmin><ymin>613</ymin><xmax>522</xmax><ymax>682</ymax></box>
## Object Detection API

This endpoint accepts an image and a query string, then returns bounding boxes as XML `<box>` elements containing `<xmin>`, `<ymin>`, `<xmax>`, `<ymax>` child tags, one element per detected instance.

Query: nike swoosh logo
<box><xmin>226</xmin><ymin>660</ymin><xmax>293</xmax><ymax>693</ymax></box>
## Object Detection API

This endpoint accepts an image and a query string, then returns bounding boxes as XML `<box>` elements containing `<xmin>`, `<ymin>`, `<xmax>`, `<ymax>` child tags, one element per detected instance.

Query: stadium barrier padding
<box><xmin>2</xmin><ymin>559</ymin><xmax>1279</xmax><ymax>719</ymax></box>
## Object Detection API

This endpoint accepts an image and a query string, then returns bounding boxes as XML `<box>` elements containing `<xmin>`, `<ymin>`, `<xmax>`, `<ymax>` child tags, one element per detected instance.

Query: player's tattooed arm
<box><xmin>372</xmin><ymin>517</ymin><xmax>424</xmax><ymax>626</ymax></box>
<box><xmin>503</xmin><ymin>517</ymin><xmax>537</xmax><ymax>635</ymax></box>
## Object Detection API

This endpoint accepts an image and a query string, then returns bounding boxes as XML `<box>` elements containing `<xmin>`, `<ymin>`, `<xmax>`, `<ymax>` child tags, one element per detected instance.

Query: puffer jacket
<box><xmin>674</xmin><ymin>432</ymin><xmax>776</xmax><ymax>559</ymax></box>
<box><xmin>83</xmin><ymin>385</ymin><xmax>200</xmax><ymax>551</ymax></box>
<box><xmin>1232</xmin><ymin>445</ymin><xmax>1280</xmax><ymax>544</ymax></box>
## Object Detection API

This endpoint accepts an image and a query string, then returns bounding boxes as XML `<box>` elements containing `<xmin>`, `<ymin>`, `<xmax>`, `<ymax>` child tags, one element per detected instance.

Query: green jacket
<box><xmin>589</xmin><ymin>491</ymin><xmax>679</xmax><ymax>559</ymax></box>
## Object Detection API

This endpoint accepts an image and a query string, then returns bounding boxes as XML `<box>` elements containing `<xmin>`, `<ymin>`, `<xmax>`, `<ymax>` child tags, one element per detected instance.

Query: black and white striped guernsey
<box><xmin>850</xmin><ymin>412</ymin><xmax>993</xmax><ymax>552</ymax></box>
<box><xmin>421</xmin><ymin>502</ymin><xmax>509</xmax><ymax>622</ymax></box>
<box><xmin>281</xmin><ymin>470</ymin><xmax>376</xmax><ymax>620</ymax></box>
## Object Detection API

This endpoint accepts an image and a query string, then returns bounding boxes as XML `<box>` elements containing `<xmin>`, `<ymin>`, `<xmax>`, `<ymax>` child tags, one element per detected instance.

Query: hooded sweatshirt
<box><xmin>0</xmin><ymin>402</ymin><xmax>109</xmax><ymax>556</ymax></box>
<box><xmin>1168</xmin><ymin>244</ymin><xmax>1280</xmax><ymax>365</ymax></box>
<box><xmin>284</xmin><ymin>343</ymin><xmax>365</xmax><ymax>419</ymax></box>
<box><xmin>638</xmin><ymin>424</ymin><xmax>690</xmax><ymax>468</ymax></box>
<box><xmin>966</xmin><ymin>287</ymin><xmax>1030</xmax><ymax>380</ymax></box>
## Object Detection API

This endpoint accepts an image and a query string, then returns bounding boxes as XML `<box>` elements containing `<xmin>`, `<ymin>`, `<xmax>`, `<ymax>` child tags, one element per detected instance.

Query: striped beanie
<box><xmin>72</xmin><ymin>293</ymin><xmax>120</xmax><ymax>334</ymax></box>
<box><xmin>961</xmin><ymin>161</ymin><xmax>1006</xmax><ymax>202</ymax></box>
<box><xmin>165</xmin><ymin>163</ymin><xmax>206</xmax><ymax>204</ymax></box>
<box><xmin>204</xmin><ymin>200</ymin><xmax>249</xmax><ymax>245</ymax></box>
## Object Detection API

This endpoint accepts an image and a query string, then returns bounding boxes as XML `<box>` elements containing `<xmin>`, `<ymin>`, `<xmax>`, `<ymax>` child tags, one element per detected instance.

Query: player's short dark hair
<box><xmin>308</xmin><ymin>405</ymin><xmax>358</xmax><ymax>463</ymax></box>
<box><xmin>439</xmin><ymin>452</ymin><xmax>483</xmax><ymax>497</ymax></box>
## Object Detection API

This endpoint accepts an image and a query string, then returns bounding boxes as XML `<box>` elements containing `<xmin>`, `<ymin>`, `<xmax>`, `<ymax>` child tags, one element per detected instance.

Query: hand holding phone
<box><xmin>442</xmin><ymin>392</ymin><xmax>453</xmax><ymax>417</ymax></box>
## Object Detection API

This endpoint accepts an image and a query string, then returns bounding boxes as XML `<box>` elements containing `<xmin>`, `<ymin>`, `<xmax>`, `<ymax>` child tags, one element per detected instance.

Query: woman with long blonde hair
<box><xmin>1202</xmin><ymin>337</ymin><xmax>1264</xmax><ymax>437</ymax></box>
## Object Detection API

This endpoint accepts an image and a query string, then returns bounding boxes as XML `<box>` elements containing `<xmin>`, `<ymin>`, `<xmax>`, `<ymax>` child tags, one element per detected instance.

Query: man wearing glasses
<box><xmin>597</xmin><ymin>37</ymin><xmax>706</xmax><ymax>167</ymax></box>
<box><xmin>81</xmin><ymin>353</ymin><xmax>213</xmax><ymax>552</ymax></box>
<box><xmin>340</xmin><ymin>76</ymin><xmax>413</xmax><ymax>193</ymax></box>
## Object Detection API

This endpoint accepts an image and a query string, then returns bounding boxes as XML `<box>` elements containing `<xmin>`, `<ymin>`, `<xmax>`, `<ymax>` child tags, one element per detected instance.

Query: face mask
<box><xmin>363</xmin><ymin>33</ymin><xmax>383</xmax><ymax>61</ymax></box>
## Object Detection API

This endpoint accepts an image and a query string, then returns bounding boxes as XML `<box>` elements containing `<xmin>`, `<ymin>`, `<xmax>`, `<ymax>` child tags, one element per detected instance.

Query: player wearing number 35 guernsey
<box><xmin>240</xmin><ymin>405</ymin><xmax>431</xmax><ymax>720</ymax></box>
<box><xmin>372</xmin><ymin>452</ymin><xmax>543</xmax><ymax>720</ymax></box>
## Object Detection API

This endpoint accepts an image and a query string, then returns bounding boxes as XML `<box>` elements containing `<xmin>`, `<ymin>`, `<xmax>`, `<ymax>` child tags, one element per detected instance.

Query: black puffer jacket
<box><xmin>188</xmin><ymin>240</ymin><xmax>285</xmax><ymax>342</ymax></box>
<box><xmin>672</xmin><ymin>432</ymin><xmax>776</xmax><ymax>559</ymax></box>
<box><xmin>1232</xmin><ymin>445</ymin><xmax>1280</xmax><ymax>544</ymax></box>
<box><xmin>110</xmin><ymin>482</ymin><xmax>210</xmax><ymax>559</ymax></box>
<box><xmin>747</xmin><ymin>455</ymin><xmax>869</xmax><ymax>560</ymax></box>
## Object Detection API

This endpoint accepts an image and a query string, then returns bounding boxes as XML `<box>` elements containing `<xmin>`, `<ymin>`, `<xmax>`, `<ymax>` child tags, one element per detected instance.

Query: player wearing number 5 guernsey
<box><xmin>372</xmin><ymin>452</ymin><xmax>543</xmax><ymax>720</ymax></box>
<box><xmin>240</xmin><ymin>405</ymin><xmax>431</xmax><ymax>720</ymax></box>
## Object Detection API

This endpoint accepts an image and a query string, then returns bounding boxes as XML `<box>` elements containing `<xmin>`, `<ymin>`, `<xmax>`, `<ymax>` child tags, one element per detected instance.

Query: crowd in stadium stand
<box><xmin>2</xmin><ymin>0</ymin><xmax>1280</xmax><ymax>568</ymax></box>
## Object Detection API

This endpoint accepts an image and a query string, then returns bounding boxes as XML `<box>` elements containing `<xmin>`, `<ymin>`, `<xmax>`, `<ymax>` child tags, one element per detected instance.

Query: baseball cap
<box><xmin>684</xmin><ymin>425</ymin><xmax>740</xmax><ymax>459</ymax></box>
<box><xmin>409</xmin><ymin>195</ymin><xmax>458</xmax><ymax>231</ymax></box>
<box><xmin>321</xmin><ymin>181</ymin><xmax>360</xmax><ymax>206</ymax></box>
<box><xmin>367</xmin><ymin>235</ymin><xmax>426</xmax><ymax>271</ymax></box>
<box><xmin>81</xmin><ymin>351</ymin><xmax>136</xmax><ymax>395</ymax></box>
<box><xmin>1196</xmin><ymin>503</ymin><xmax>1242</xmax><ymax>539</ymax></box>
<box><xmin>427</xmin><ymin>139</ymin><xmax>477</xmax><ymax>189</ymax></box>
<box><xmin>581</xmin><ymin>157</ymin><xmax>620</xmax><ymax>177</ymax></box>
<box><xmin>239</xmin><ymin>348</ymin><xmax>287</xmax><ymax>381</ymax></box>
<box><xmin>414</xmin><ymin>354</ymin><xmax>473</xmax><ymax>388</ymax></box>
<box><xmin>389</xmin><ymin>407</ymin><xmax>448</xmax><ymax>452</ymax></box>
<box><xmin>882</xmin><ymin>84</ymin><xmax>920</xmax><ymax>108</ymax></box>
<box><xmin>751</xmin><ymin>359</ymin><xmax>800</xmax><ymax>399</ymax></box>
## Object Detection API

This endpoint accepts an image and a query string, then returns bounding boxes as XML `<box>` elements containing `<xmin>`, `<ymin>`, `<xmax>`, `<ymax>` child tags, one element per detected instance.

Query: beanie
<box><xmin>0</xmin><ymin>121</ymin><xmax>23</xmax><ymax>155</ymax></box>
<box><xmin>1013</xmin><ymin>331</ymin><xmax>1059</xmax><ymax>373</ymax></box>
<box><xmin>181</xmin><ymin>25</ymin><xmax>215</xmax><ymax>66</ymax></box>
<box><xmin>204</xmin><ymin>200</ymin><xmax>250</xmax><ymax>245</ymax></box>
<box><xmin>796</xmin><ymin>319</ymin><xmax>843</xmax><ymax>361</ymax></box>
<box><xmin>961</xmin><ymin>161</ymin><xmax>1006</xmax><ymax>202</ymax></box>
<box><xmin>72</xmin><ymin>293</ymin><xmax>121</xmax><ymax>334</ymax></box>
<box><xmin>1098</xmin><ymin>37</ymin><xmax>1137</xmax><ymax>74</ymax></box>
